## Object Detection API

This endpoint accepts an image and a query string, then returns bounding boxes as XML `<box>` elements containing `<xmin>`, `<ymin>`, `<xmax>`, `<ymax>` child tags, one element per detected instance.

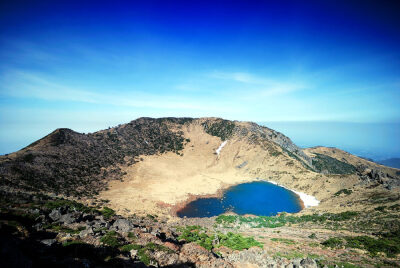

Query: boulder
<box><xmin>179</xmin><ymin>242</ymin><xmax>213</xmax><ymax>263</ymax></box>
<box><xmin>112</xmin><ymin>218</ymin><xmax>134</xmax><ymax>233</ymax></box>
<box><xmin>300</xmin><ymin>257</ymin><xmax>317</xmax><ymax>268</ymax></box>
<box><xmin>49</xmin><ymin>209</ymin><xmax>62</xmax><ymax>221</ymax></box>
<box><xmin>59</xmin><ymin>213</ymin><xmax>78</xmax><ymax>224</ymax></box>
<box><xmin>40</xmin><ymin>239</ymin><xmax>57</xmax><ymax>246</ymax></box>
<box><xmin>79</xmin><ymin>227</ymin><xmax>94</xmax><ymax>237</ymax></box>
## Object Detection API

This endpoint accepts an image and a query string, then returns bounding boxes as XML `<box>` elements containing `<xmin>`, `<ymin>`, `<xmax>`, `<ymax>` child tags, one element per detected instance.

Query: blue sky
<box><xmin>1</xmin><ymin>0</ymin><xmax>400</xmax><ymax>155</ymax></box>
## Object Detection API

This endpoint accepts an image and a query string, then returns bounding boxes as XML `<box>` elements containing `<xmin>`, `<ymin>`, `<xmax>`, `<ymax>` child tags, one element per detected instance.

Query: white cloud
<box><xmin>0</xmin><ymin>70</ymin><xmax>228</xmax><ymax>112</ymax></box>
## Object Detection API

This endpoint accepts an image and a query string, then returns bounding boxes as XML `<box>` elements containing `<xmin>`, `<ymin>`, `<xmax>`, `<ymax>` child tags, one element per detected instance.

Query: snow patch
<box><xmin>216</xmin><ymin>140</ymin><xmax>228</xmax><ymax>156</ymax></box>
<box><xmin>266</xmin><ymin>180</ymin><xmax>320</xmax><ymax>208</ymax></box>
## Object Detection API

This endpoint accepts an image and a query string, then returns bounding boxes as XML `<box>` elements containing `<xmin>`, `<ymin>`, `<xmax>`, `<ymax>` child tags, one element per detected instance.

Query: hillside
<box><xmin>1</xmin><ymin>117</ymin><xmax>400</xmax><ymax>267</ymax></box>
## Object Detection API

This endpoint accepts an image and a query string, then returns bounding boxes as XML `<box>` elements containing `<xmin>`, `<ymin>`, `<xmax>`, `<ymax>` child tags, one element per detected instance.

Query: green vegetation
<box><xmin>270</xmin><ymin>150</ymin><xmax>282</xmax><ymax>157</ymax></box>
<box><xmin>120</xmin><ymin>243</ymin><xmax>172</xmax><ymax>266</ymax></box>
<box><xmin>202</xmin><ymin>120</ymin><xmax>235</xmax><ymax>141</ymax></box>
<box><xmin>22</xmin><ymin>153</ymin><xmax>35</xmax><ymax>163</ymax></box>
<box><xmin>334</xmin><ymin>189</ymin><xmax>353</xmax><ymax>196</ymax></box>
<box><xmin>100</xmin><ymin>207</ymin><xmax>115</xmax><ymax>219</ymax></box>
<box><xmin>62</xmin><ymin>240</ymin><xmax>87</xmax><ymax>247</ymax></box>
<box><xmin>344</xmin><ymin>235</ymin><xmax>400</xmax><ymax>257</ymax></box>
<box><xmin>312</xmin><ymin>153</ymin><xmax>357</xmax><ymax>174</ymax></box>
<box><xmin>45</xmin><ymin>199</ymin><xmax>96</xmax><ymax>213</ymax></box>
<box><xmin>120</xmin><ymin>243</ymin><xmax>142</xmax><ymax>252</ymax></box>
<box><xmin>100</xmin><ymin>231</ymin><xmax>121</xmax><ymax>247</ymax></box>
<box><xmin>45</xmin><ymin>224</ymin><xmax>85</xmax><ymax>234</ymax></box>
<box><xmin>177</xmin><ymin>225</ymin><xmax>262</xmax><ymax>251</ymax></box>
<box><xmin>217</xmin><ymin>232</ymin><xmax>263</xmax><ymax>250</ymax></box>
<box><xmin>177</xmin><ymin>225</ymin><xmax>213</xmax><ymax>250</ymax></box>
<box><xmin>322</xmin><ymin>232</ymin><xmax>400</xmax><ymax>257</ymax></box>
<box><xmin>308</xmin><ymin>233</ymin><xmax>317</xmax><ymax>239</ymax></box>
<box><xmin>215</xmin><ymin>211</ymin><xmax>359</xmax><ymax>228</ymax></box>
<box><xmin>322</xmin><ymin>237</ymin><xmax>344</xmax><ymax>248</ymax></box>
<box><xmin>274</xmin><ymin>251</ymin><xmax>304</xmax><ymax>259</ymax></box>
<box><xmin>127</xmin><ymin>232</ymin><xmax>136</xmax><ymax>239</ymax></box>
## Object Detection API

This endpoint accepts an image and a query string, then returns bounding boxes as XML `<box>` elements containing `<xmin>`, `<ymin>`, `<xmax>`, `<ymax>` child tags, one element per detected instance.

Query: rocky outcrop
<box><xmin>357</xmin><ymin>165</ymin><xmax>400</xmax><ymax>189</ymax></box>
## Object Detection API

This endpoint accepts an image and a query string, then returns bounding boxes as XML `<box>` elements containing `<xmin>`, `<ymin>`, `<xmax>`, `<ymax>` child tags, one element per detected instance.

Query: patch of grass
<box><xmin>217</xmin><ymin>232</ymin><xmax>263</xmax><ymax>250</ymax></box>
<box><xmin>47</xmin><ymin>224</ymin><xmax>86</xmax><ymax>234</ymax></box>
<box><xmin>127</xmin><ymin>232</ymin><xmax>136</xmax><ymax>239</ymax></box>
<box><xmin>322</xmin><ymin>233</ymin><xmax>400</xmax><ymax>257</ymax></box>
<box><xmin>177</xmin><ymin>225</ymin><xmax>213</xmax><ymax>250</ymax></box>
<box><xmin>202</xmin><ymin>120</ymin><xmax>235</xmax><ymax>141</ymax></box>
<box><xmin>312</xmin><ymin>153</ymin><xmax>357</xmax><ymax>174</ymax></box>
<box><xmin>120</xmin><ymin>243</ymin><xmax>141</xmax><ymax>252</ymax></box>
<box><xmin>309</xmin><ymin>242</ymin><xmax>320</xmax><ymax>247</ymax></box>
<box><xmin>308</xmin><ymin>233</ymin><xmax>317</xmax><ymax>239</ymax></box>
<box><xmin>344</xmin><ymin>235</ymin><xmax>400</xmax><ymax>257</ymax></box>
<box><xmin>307</xmin><ymin>253</ymin><xmax>322</xmax><ymax>259</ymax></box>
<box><xmin>334</xmin><ymin>189</ymin><xmax>353</xmax><ymax>196</ymax></box>
<box><xmin>121</xmin><ymin>243</ymin><xmax>172</xmax><ymax>266</ymax></box>
<box><xmin>146</xmin><ymin>214</ymin><xmax>158</xmax><ymax>222</ymax></box>
<box><xmin>100</xmin><ymin>207</ymin><xmax>115</xmax><ymax>219</ymax></box>
<box><xmin>100</xmin><ymin>231</ymin><xmax>121</xmax><ymax>248</ymax></box>
<box><xmin>215</xmin><ymin>211</ymin><xmax>359</xmax><ymax>229</ymax></box>
<box><xmin>270</xmin><ymin>238</ymin><xmax>295</xmax><ymax>245</ymax></box>
<box><xmin>275</xmin><ymin>251</ymin><xmax>304</xmax><ymax>259</ymax></box>
<box><xmin>136</xmin><ymin>248</ymin><xmax>154</xmax><ymax>266</ymax></box>
<box><xmin>62</xmin><ymin>240</ymin><xmax>87</xmax><ymax>247</ymax></box>
<box><xmin>177</xmin><ymin>225</ymin><xmax>262</xmax><ymax>251</ymax></box>
<box><xmin>45</xmin><ymin>199</ymin><xmax>96</xmax><ymax>213</ymax></box>
<box><xmin>321</xmin><ymin>237</ymin><xmax>344</xmax><ymax>248</ymax></box>
<box><xmin>270</xmin><ymin>151</ymin><xmax>282</xmax><ymax>157</ymax></box>
<box><xmin>374</xmin><ymin>206</ymin><xmax>386</xmax><ymax>212</ymax></box>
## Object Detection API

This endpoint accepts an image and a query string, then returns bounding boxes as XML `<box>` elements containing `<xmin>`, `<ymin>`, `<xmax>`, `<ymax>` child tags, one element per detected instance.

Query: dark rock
<box><xmin>59</xmin><ymin>213</ymin><xmax>78</xmax><ymax>224</ymax></box>
<box><xmin>49</xmin><ymin>209</ymin><xmax>62</xmax><ymax>221</ymax></box>
<box><xmin>112</xmin><ymin>218</ymin><xmax>134</xmax><ymax>233</ymax></box>
<box><xmin>79</xmin><ymin>227</ymin><xmax>94</xmax><ymax>237</ymax></box>
<box><xmin>40</xmin><ymin>239</ymin><xmax>57</xmax><ymax>246</ymax></box>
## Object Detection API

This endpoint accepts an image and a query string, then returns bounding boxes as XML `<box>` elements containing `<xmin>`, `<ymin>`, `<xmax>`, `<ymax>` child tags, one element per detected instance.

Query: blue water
<box><xmin>177</xmin><ymin>181</ymin><xmax>302</xmax><ymax>218</ymax></box>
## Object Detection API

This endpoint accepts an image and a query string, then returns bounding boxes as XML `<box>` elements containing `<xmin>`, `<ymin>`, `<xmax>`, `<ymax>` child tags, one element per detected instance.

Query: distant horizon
<box><xmin>1</xmin><ymin>116</ymin><xmax>399</xmax><ymax>162</ymax></box>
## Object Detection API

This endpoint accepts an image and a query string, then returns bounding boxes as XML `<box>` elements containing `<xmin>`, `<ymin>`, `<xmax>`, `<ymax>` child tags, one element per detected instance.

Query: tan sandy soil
<box><xmin>98</xmin><ymin>121</ymin><xmax>384</xmax><ymax>218</ymax></box>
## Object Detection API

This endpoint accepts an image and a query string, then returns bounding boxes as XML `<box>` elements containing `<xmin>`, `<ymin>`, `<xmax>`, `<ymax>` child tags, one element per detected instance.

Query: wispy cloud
<box><xmin>208</xmin><ymin>71</ymin><xmax>308</xmax><ymax>97</ymax></box>
<box><xmin>0</xmin><ymin>70</ymin><xmax>230</xmax><ymax>112</ymax></box>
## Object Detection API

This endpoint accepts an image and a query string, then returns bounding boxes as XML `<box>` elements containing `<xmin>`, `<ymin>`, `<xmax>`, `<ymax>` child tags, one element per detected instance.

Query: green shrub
<box><xmin>62</xmin><ymin>240</ymin><xmax>86</xmax><ymax>247</ymax></box>
<box><xmin>202</xmin><ymin>120</ymin><xmax>235</xmax><ymax>141</ymax></box>
<box><xmin>120</xmin><ymin>243</ymin><xmax>141</xmax><ymax>252</ymax></box>
<box><xmin>344</xmin><ymin>236</ymin><xmax>400</xmax><ymax>257</ymax></box>
<box><xmin>308</xmin><ymin>233</ymin><xmax>317</xmax><ymax>239</ymax></box>
<box><xmin>177</xmin><ymin>225</ymin><xmax>262</xmax><ymax>251</ymax></box>
<box><xmin>100</xmin><ymin>231</ymin><xmax>121</xmax><ymax>247</ymax></box>
<box><xmin>312</xmin><ymin>153</ymin><xmax>356</xmax><ymax>174</ymax></box>
<box><xmin>218</xmin><ymin>232</ymin><xmax>263</xmax><ymax>250</ymax></box>
<box><xmin>45</xmin><ymin>199</ymin><xmax>95</xmax><ymax>213</ymax></box>
<box><xmin>334</xmin><ymin>189</ymin><xmax>353</xmax><ymax>196</ymax></box>
<box><xmin>321</xmin><ymin>237</ymin><xmax>344</xmax><ymax>248</ymax></box>
<box><xmin>100</xmin><ymin>207</ymin><xmax>115</xmax><ymax>219</ymax></box>
<box><xmin>178</xmin><ymin>225</ymin><xmax>213</xmax><ymax>250</ymax></box>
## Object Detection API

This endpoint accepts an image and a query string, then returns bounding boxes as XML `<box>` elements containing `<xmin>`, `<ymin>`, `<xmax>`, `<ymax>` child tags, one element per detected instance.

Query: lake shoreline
<box><xmin>173</xmin><ymin>180</ymin><xmax>313</xmax><ymax>218</ymax></box>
